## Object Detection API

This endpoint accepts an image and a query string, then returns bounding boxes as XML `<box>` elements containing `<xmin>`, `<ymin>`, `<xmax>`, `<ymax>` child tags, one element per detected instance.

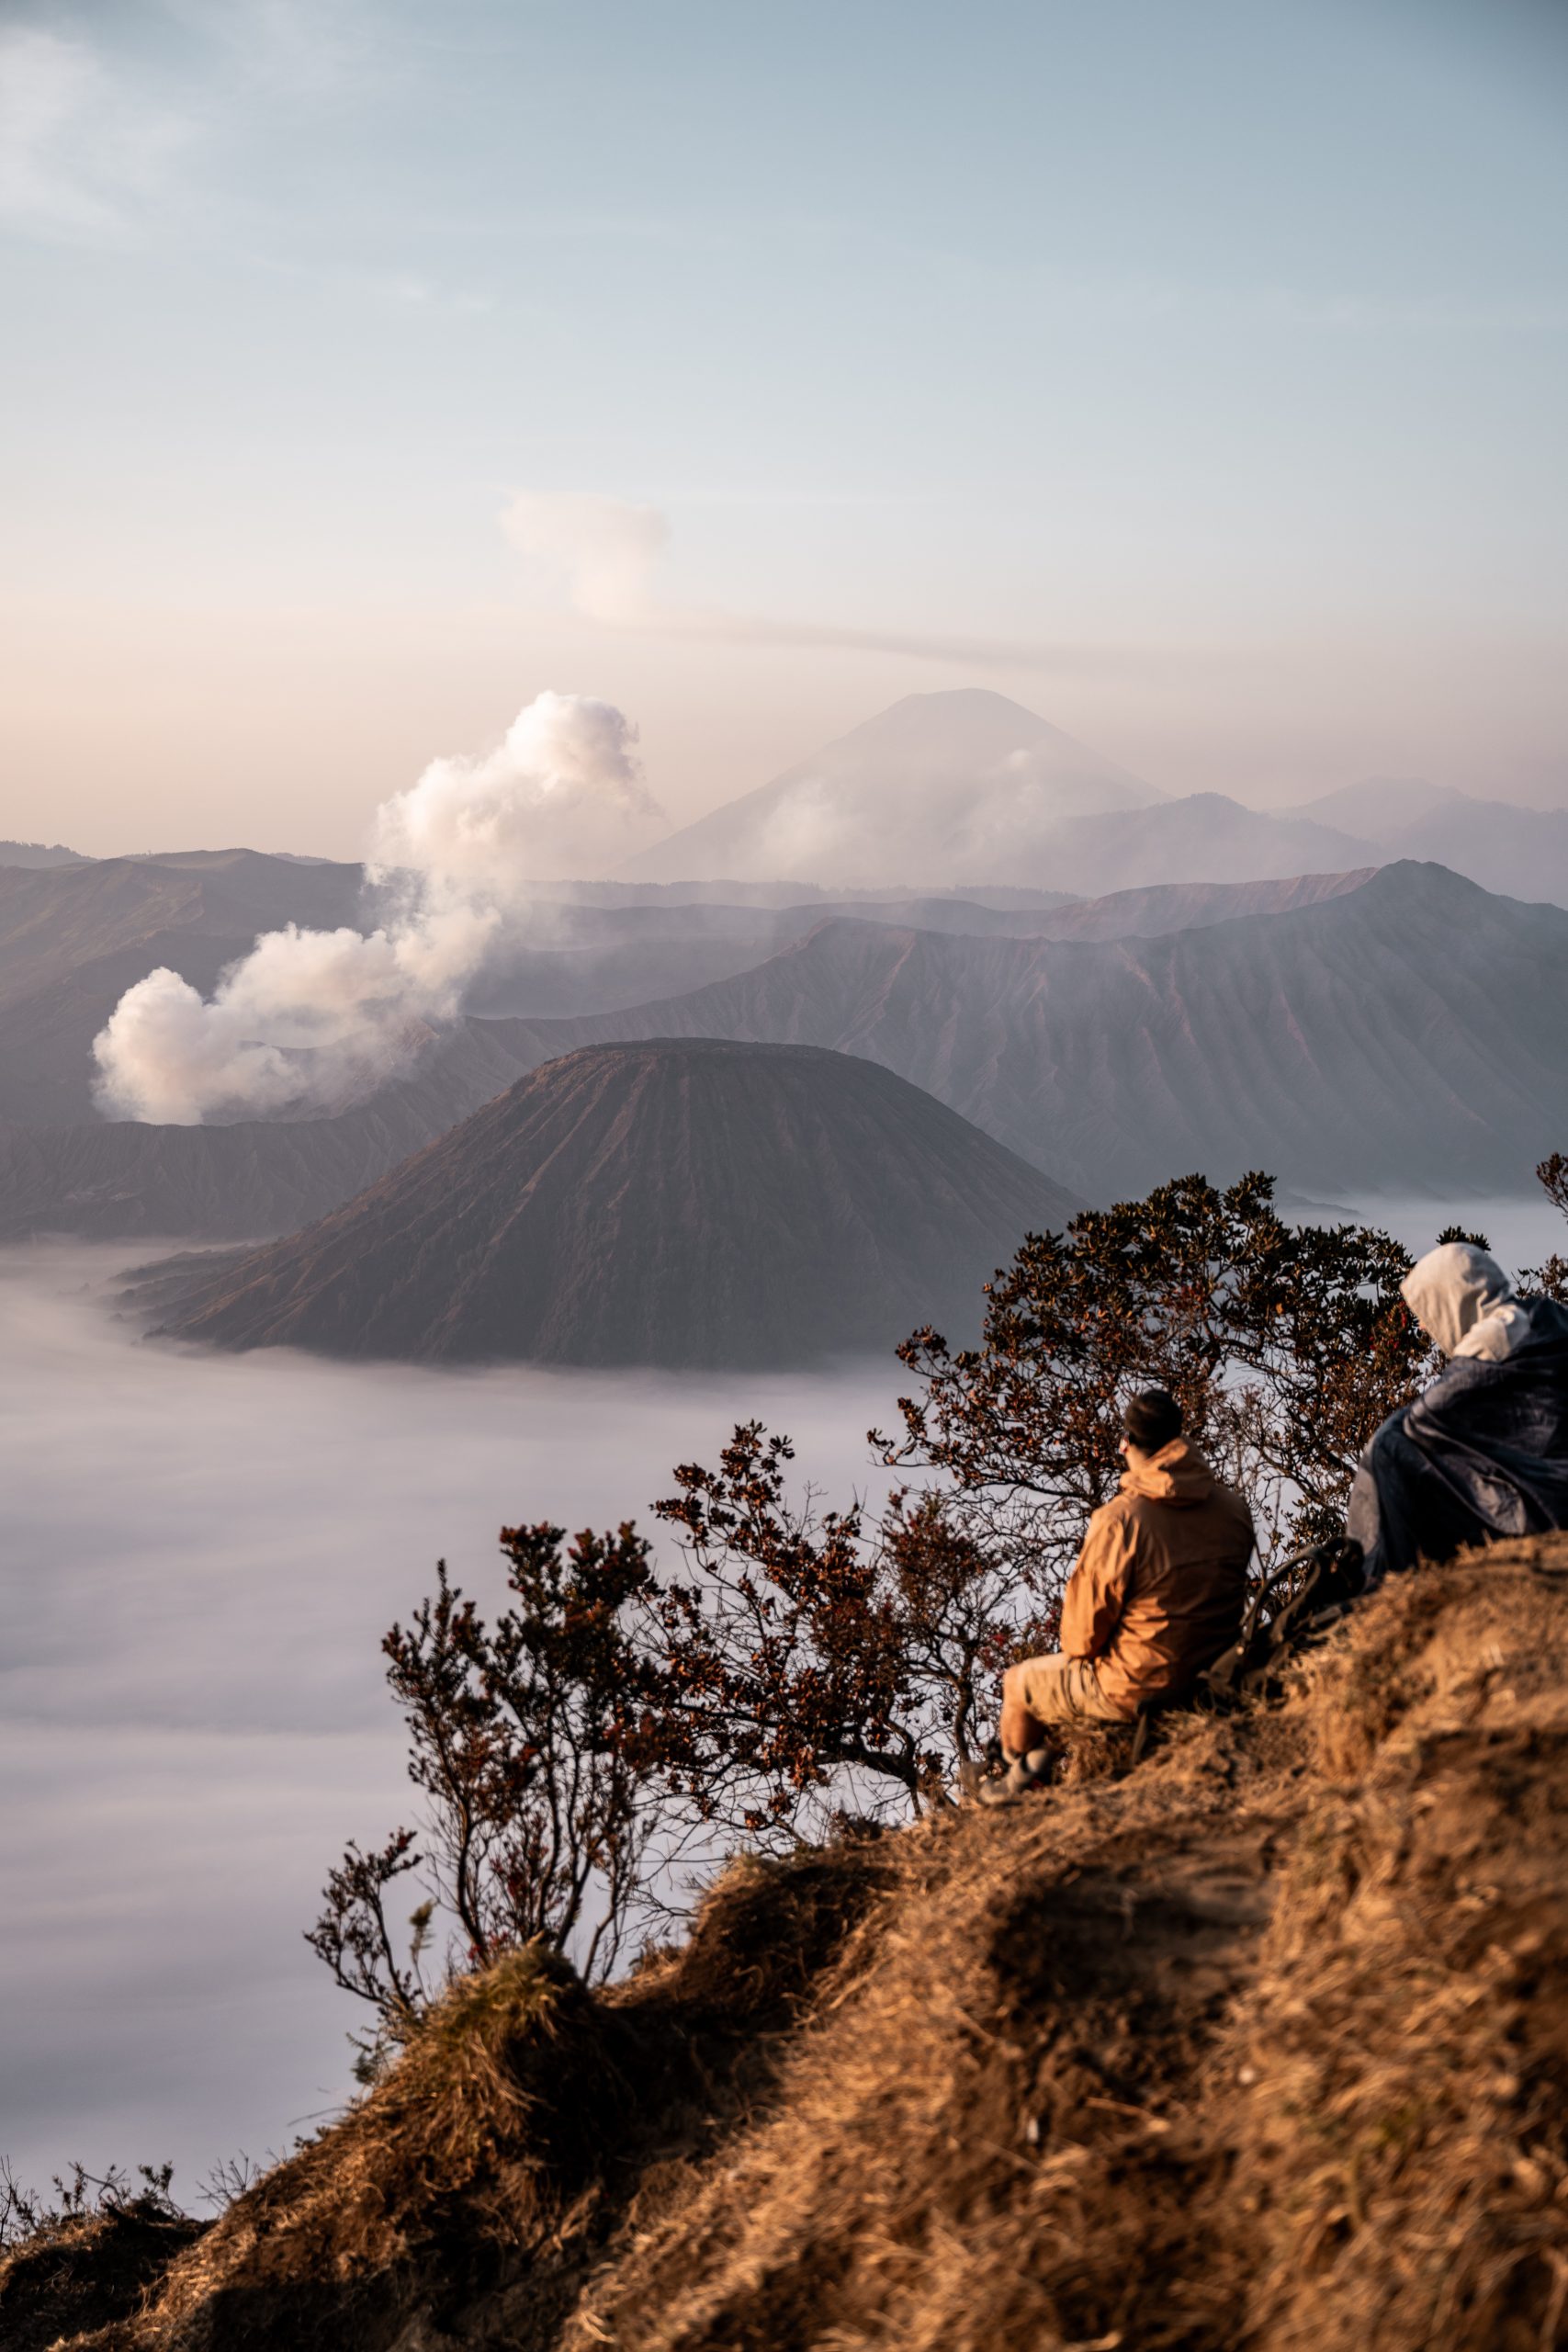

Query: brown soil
<box><xmin>10</xmin><ymin>1538</ymin><xmax>1568</xmax><ymax>2350</ymax></box>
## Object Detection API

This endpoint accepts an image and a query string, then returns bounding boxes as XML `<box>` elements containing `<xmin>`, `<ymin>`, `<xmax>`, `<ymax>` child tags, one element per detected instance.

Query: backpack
<box><xmin>1199</xmin><ymin>1537</ymin><xmax>1367</xmax><ymax>1709</ymax></box>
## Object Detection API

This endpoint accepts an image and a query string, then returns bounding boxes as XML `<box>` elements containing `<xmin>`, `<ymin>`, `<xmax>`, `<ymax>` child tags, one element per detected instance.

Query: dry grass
<box><xmin>12</xmin><ymin>1539</ymin><xmax>1568</xmax><ymax>2350</ymax></box>
<box><xmin>0</xmin><ymin>2198</ymin><xmax>202</xmax><ymax>2352</ymax></box>
<box><xmin>1234</xmin><ymin>1546</ymin><xmax>1568</xmax><ymax>2349</ymax></box>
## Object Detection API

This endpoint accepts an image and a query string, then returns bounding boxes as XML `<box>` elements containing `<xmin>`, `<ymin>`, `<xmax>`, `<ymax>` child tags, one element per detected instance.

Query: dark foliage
<box><xmin>878</xmin><ymin>1171</ymin><xmax>1428</xmax><ymax>1590</ymax></box>
<box><xmin>1522</xmin><ymin>1152</ymin><xmax>1568</xmax><ymax>1302</ymax></box>
<box><xmin>631</xmin><ymin>1425</ymin><xmax>1021</xmax><ymax>1833</ymax></box>
<box><xmin>309</xmin><ymin>1523</ymin><xmax>660</xmax><ymax>2044</ymax></box>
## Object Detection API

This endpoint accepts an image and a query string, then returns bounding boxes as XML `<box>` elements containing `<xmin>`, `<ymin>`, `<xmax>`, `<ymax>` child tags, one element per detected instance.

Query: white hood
<box><xmin>1402</xmin><ymin>1241</ymin><xmax>1531</xmax><ymax>1363</ymax></box>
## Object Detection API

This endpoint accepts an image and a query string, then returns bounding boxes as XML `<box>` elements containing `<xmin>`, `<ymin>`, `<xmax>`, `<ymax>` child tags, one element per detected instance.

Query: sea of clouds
<box><xmin>0</xmin><ymin>1243</ymin><xmax>900</xmax><ymax>2199</ymax></box>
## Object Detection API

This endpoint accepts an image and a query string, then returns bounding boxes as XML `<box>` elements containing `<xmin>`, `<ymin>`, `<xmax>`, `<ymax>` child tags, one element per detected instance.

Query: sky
<box><xmin>1</xmin><ymin>0</ymin><xmax>1565</xmax><ymax>855</ymax></box>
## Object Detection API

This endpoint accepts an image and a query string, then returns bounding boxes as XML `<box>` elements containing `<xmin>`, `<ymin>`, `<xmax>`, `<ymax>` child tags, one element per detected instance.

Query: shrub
<box><xmin>308</xmin><ymin>1522</ymin><xmax>660</xmax><ymax>2050</ymax></box>
<box><xmin>879</xmin><ymin>1170</ymin><xmax>1427</xmax><ymax>1578</ymax></box>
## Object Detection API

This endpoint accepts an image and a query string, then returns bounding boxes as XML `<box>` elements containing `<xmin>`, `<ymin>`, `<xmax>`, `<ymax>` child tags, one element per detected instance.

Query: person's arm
<box><xmin>1059</xmin><ymin>1510</ymin><xmax>1133</xmax><ymax>1660</ymax></box>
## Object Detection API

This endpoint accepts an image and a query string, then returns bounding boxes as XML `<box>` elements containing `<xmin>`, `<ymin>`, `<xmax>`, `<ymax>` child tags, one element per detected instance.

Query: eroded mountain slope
<box><xmin>495</xmin><ymin>862</ymin><xmax>1568</xmax><ymax>1196</ymax></box>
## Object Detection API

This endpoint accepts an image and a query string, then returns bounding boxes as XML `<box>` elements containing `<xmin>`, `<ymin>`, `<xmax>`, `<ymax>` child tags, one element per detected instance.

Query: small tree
<box><xmin>622</xmin><ymin>1424</ymin><xmax>1032</xmax><ymax>1841</ymax></box>
<box><xmin>1523</xmin><ymin>1152</ymin><xmax>1568</xmax><ymax>1303</ymax></box>
<box><xmin>876</xmin><ymin>1172</ymin><xmax>1428</xmax><ymax>1610</ymax></box>
<box><xmin>308</xmin><ymin>1521</ymin><xmax>660</xmax><ymax>2046</ymax></box>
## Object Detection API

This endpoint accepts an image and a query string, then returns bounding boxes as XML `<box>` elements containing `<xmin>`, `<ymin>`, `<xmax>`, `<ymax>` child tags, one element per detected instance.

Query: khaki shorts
<box><xmin>1010</xmin><ymin>1652</ymin><xmax>1131</xmax><ymax>1726</ymax></box>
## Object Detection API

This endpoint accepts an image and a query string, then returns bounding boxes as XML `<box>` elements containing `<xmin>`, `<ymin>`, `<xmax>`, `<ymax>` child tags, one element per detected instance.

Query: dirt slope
<box><xmin>9</xmin><ymin>1539</ymin><xmax>1568</xmax><ymax>2351</ymax></box>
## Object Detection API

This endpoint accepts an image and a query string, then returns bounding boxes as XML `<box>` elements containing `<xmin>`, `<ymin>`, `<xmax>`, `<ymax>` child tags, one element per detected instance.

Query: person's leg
<box><xmin>1008</xmin><ymin>1653</ymin><xmax>1129</xmax><ymax>1741</ymax></box>
<box><xmin>966</xmin><ymin>1655</ymin><xmax>1130</xmax><ymax>1804</ymax></box>
<box><xmin>999</xmin><ymin>1660</ymin><xmax>1047</xmax><ymax>1758</ymax></box>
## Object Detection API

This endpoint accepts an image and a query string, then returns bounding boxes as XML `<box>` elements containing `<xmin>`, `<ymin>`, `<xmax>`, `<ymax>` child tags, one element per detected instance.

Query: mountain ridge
<box><xmin>3</xmin><ymin>861</ymin><xmax>1558</xmax><ymax>1238</ymax></box>
<box><xmin>480</xmin><ymin>863</ymin><xmax>1568</xmax><ymax>1198</ymax></box>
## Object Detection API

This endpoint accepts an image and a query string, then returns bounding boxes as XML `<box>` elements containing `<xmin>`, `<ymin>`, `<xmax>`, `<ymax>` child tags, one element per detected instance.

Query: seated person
<box><xmin>1348</xmin><ymin>1241</ymin><xmax>1568</xmax><ymax>1584</ymax></box>
<box><xmin>972</xmin><ymin>1387</ymin><xmax>1255</xmax><ymax>1803</ymax></box>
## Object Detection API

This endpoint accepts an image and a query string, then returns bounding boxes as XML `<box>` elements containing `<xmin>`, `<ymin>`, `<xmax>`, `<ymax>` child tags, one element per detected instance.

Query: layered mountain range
<box><xmin>0</xmin><ymin>844</ymin><xmax>1372</xmax><ymax>1143</ymax></box>
<box><xmin>138</xmin><ymin>1041</ymin><xmax>1079</xmax><ymax>1365</ymax></box>
<box><xmin>494</xmin><ymin>863</ymin><xmax>1568</xmax><ymax>1200</ymax></box>
<box><xmin>7</xmin><ymin>858</ymin><xmax>1560</xmax><ymax>1243</ymax></box>
<box><xmin>4</xmin><ymin>688</ymin><xmax>1563</xmax><ymax>1256</ymax></box>
<box><xmin>623</xmin><ymin>689</ymin><xmax>1568</xmax><ymax>903</ymax></box>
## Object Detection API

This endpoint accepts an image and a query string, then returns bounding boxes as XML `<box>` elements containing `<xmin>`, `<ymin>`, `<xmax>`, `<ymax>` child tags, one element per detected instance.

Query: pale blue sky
<box><xmin>2</xmin><ymin>0</ymin><xmax>1564</xmax><ymax>852</ymax></box>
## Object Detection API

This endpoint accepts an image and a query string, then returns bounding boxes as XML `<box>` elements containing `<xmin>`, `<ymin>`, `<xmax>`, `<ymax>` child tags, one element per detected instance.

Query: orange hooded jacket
<box><xmin>1058</xmin><ymin>1438</ymin><xmax>1254</xmax><ymax>1715</ymax></box>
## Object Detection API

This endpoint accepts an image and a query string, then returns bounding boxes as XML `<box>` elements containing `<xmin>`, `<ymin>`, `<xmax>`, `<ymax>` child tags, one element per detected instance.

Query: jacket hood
<box><xmin>1402</xmin><ymin>1241</ymin><xmax>1531</xmax><ymax>1363</ymax></box>
<box><xmin>1121</xmin><ymin>1435</ymin><xmax>1216</xmax><ymax>1505</ymax></box>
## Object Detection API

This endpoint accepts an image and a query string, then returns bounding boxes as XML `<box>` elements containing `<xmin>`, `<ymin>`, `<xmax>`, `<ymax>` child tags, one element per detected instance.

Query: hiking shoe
<box><xmin>960</xmin><ymin>1748</ymin><xmax>1053</xmax><ymax>1807</ymax></box>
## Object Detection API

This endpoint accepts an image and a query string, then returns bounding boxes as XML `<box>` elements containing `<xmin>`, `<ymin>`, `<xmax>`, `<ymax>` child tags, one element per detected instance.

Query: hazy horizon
<box><xmin>3</xmin><ymin>1</ymin><xmax>1566</xmax><ymax>858</ymax></box>
<box><xmin>8</xmin><ymin>674</ymin><xmax>1568</xmax><ymax>871</ymax></box>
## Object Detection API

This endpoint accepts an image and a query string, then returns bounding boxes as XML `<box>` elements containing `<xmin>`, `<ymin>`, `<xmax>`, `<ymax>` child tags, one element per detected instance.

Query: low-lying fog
<box><xmin>3</xmin><ymin>1190</ymin><xmax>1562</xmax><ymax>2200</ymax></box>
<box><xmin>0</xmin><ymin>1245</ymin><xmax>905</xmax><ymax>2199</ymax></box>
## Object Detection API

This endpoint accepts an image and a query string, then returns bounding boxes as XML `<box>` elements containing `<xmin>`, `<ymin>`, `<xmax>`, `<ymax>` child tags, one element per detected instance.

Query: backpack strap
<box><xmin>1201</xmin><ymin>1538</ymin><xmax>1366</xmax><ymax>1707</ymax></box>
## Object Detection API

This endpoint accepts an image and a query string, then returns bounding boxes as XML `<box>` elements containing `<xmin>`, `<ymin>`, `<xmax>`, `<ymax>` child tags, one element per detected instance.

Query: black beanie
<box><xmin>1123</xmin><ymin>1387</ymin><xmax>1182</xmax><ymax>1453</ymax></box>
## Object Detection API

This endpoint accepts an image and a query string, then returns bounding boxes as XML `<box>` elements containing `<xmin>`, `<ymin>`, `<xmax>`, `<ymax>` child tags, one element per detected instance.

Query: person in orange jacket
<box><xmin>971</xmin><ymin>1386</ymin><xmax>1254</xmax><ymax>1804</ymax></box>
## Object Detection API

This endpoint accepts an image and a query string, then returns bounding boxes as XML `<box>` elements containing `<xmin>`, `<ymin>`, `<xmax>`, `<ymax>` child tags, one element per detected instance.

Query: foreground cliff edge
<box><xmin>9</xmin><ymin>1540</ymin><xmax>1568</xmax><ymax>2351</ymax></box>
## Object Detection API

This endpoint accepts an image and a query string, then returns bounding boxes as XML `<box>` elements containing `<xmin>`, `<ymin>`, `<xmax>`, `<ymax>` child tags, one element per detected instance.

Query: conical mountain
<box><xmin>626</xmin><ymin>689</ymin><xmax>1158</xmax><ymax>886</ymax></box>
<box><xmin>147</xmin><ymin>1040</ymin><xmax>1082</xmax><ymax>1367</ymax></box>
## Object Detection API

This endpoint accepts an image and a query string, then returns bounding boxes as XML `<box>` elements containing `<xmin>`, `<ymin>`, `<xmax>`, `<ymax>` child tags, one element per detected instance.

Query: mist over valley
<box><xmin>0</xmin><ymin>1242</ymin><xmax>908</xmax><ymax>2194</ymax></box>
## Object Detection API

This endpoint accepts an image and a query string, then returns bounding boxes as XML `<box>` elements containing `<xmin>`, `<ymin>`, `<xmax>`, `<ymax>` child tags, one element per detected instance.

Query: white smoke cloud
<box><xmin>501</xmin><ymin>492</ymin><xmax>669</xmax><ymax>624</ymax></box>
<box><xmin>372</xmin><ymin>690</ymin><xmax>655</xmax><ymax>890</ymax></box>
<box><xmin>92</xmin><ymin>691</ymin><xmax>663</xmax><ymax>1126</ymax></box>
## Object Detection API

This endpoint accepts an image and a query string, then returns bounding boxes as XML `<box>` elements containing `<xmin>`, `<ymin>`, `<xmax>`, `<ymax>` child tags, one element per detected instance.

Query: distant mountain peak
<box><xmin>817</xmin><ymin>685</ymin><xmax>1127</xmax><ymax>754</ymax></box>
<box><xmin>1280</xmin><ymin>775</ymin><xmax>1469</xmax><ymax>842</ymax></box>
<box><xmin>626</xmin><ymin>692</ymin><xmax>1158</xmax><ymax>888</ymax></box>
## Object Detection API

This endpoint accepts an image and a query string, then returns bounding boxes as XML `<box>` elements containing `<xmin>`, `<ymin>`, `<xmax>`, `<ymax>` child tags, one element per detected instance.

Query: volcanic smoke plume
<box><xmin>92</xmin><ymin>693</ymin><xmax>663</xmax><ymax>1125</ymax></box>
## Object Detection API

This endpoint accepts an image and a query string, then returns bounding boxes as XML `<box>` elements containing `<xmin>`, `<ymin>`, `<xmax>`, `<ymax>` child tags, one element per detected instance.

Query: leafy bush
<box><xmin>1524</xmin><ymin>1152</ymin><xmax>1568</xmax><ymax>1301</ymax></box>
<box><xmin>308</xmin><ymin>1522</ymin><xmax>658</xmax><ymax>2056</ymax></box>
<box><xmin>880</xmin><ymin>1170</ymin><xmax>1428</xmax><ymax>1580</ymax></box>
